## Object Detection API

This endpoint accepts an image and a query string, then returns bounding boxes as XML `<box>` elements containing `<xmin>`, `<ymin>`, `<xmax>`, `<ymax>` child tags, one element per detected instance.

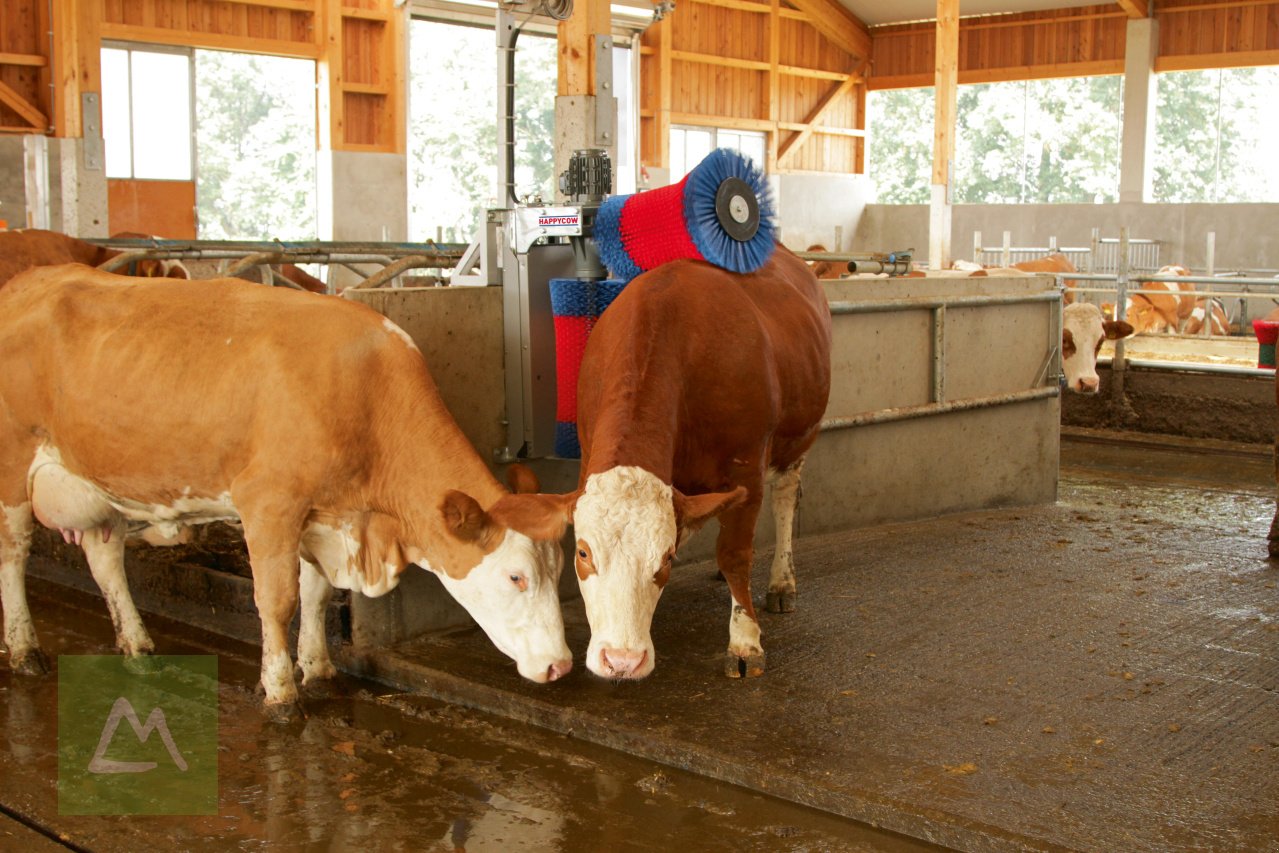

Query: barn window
<box><xmin>193</xmin><ymin>51</ymin><xmax>317</xmax><ymax>240</ymax></box>
<box><xmin>669</xmin><ymin>127</ymin><xmax>766</xmax><ymax>181</ymax></box>
<box><xmin>866</xmin><ymin>76</ymin><xmax>1122</xmax><ymax>205</ymax></box>
<box><xmin>101</xmin><ymin>45</ymin><xmax>194</xmax><ymax>181</ymax></box>
<box><xmin>1153</xmin><ymin>66</ymin><xmax>1279</xmax><ymax>204</ymax></box>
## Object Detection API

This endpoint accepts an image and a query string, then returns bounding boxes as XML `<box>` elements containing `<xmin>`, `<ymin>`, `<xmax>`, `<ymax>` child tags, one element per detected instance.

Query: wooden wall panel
<box><xmin>1156</xmin><ymin>0</ymin><xmax>1279</xmax><ymax>71</ymax></box>
<box><xmin>100</xmin><ymin>0</ymin><xmax>318</xmax><ymax>57</ymax></box>
<box><xmin>870</xmin><ymin>5</ymin><xmax>1126</xmax><ymax>88</ymax></box>
<box><xmin>107</xmin><ymin>178</ymin><xmax>197</xmax><ymax>238</ymax></box>
<box><xmin>0</xmin><ymin>0</ymin><xmax>49</xmax><ymax>132</ymax></box>
<box><xmin>640</xmin><ymin>0</ymin><xmax>866</xmax><ymax>174</ymax></box>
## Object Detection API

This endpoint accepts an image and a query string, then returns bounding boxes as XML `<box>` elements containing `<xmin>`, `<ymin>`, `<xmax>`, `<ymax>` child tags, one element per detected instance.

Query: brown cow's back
<box><xmin>576</xmin><ymin>246</ymin><xmax>832</xmax><ymax>491</ymax></box>
<box><xmin>0</xmin><ymin>264</ymin><xmax>482</xmax><ymax>510</ymax></box>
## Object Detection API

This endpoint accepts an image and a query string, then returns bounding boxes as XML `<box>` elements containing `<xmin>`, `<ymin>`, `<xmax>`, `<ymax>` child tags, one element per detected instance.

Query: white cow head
<box><xmin>568</xmin><ymin>466</ymin><xmax>743</xmax><ymax>680</ymax></box>
<box><xmin>430</xmin><ymin>482</ymin><xmax>574</xmax><ymax>684</ymax></box>
<box><xmin>1062</xmin><ymin>302</ymin><xmax>1133</xmax><ymax>394</ymax></box>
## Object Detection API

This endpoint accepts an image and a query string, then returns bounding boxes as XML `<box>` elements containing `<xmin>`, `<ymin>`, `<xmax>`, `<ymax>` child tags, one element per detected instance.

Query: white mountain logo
<box><xmin>88</xmin><ymin>696</ymin><xmax>189</xmax><ymax>774</ymax></box>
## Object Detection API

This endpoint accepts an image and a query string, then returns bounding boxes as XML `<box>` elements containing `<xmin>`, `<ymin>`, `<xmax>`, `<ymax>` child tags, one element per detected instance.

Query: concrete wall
<box><xmin>349</xmin><ymin>272</ymin><xmax>1061</xmax><ymax>644</ymax></box>
<box><xmin>854</xmin><ymin>202</ymin><xmax>1279</xmax><ymax>271</ymax></box>
<box><xmin>774</xmin><ymin>172</ymin><xmax>875</xmax><ymax>255</ymax></box>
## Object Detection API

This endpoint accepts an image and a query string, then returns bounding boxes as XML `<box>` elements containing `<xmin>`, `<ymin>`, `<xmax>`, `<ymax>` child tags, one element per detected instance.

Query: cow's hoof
<box><xmin>263</xmin><ymin>699</ymin><xmax>306</xmax><ymax>724</ymax></box>
<box><xmin>765</xmin><ymin>590</ymin><xmax>796</xmax><ymax>613</ymax></box>
<box><xmin>11</xmin><ymin>648</ymin><xmax>51</xmax><ymax>676</ymax></box>
<box><xmin>724</xmin><ymin>650</ymin><xmax>765</xmax><ymax>679</ymax></box>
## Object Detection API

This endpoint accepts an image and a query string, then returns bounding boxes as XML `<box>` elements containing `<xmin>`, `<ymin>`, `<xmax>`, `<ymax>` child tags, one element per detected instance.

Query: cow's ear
<box><xmin>674</xmin><ymin>487</ymin><xmax>748</xmax><ymax>537</ymax></box>
<box><xmin>1103</xmin><ymin>320</ymin><xmax>1134</xmax><ymax>340</ymax></box>
<box><xmin>1062</xmin><ymin>328</ymin><xmax>1076</xmax><ymax>359</ymax></box>
<box><xmin>439</xmin><ymin>490</ymin><xmax>494</xmax><ymax>544</ymax></box>
<box><xmin>487</xmin><ymin>492</ymin><xmax>578</xmax><ymax>542</ymax></box>
<box><xmin>506</xmin><ymin>463</ymin><xmax>540</xmax><ymax>495</ymax></box>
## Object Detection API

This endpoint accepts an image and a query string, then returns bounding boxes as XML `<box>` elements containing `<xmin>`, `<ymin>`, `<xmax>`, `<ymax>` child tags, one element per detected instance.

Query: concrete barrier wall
<box><xmin>350</xmin><ymin>273</ymin><xmax>1060</xmax><ymax>644</ymax></box>
<box><xmin>854</xmin><ymin>202</ymin><xmax>1279</xmax><ymax>271</ymax></box>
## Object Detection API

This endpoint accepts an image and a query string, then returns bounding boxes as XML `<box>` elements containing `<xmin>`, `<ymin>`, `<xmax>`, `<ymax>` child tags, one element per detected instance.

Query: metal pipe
<box><xmin>931</xmin><ymin>305</ymin><xmax>945</xmax><ymax>403</ymax></box>
<box><xmin>828</xmin><ymin>291</ymin><xmax>1060</xmax><ymax>315</ymax></box>
<box><xmin>223</xmin><ymin>252</ymin><xmax>286</xmax><ymax>278</ymax></box>
<box><xmin>87</xmin><ymin>238</ymin><xmax>468</xmax><ymax>257</ymax></box>
<box><xmin>820</xmin><ymin>387</ymin><xmax>1060</xmax><ymax>432</ymax></box>
<box><xmin>1101</xmin><ymin>357</ymin><xmax>1273</xmax><ymax>378</ymax></box>
<box><xmin>347</xmin><ymin>255</ymin><xmax>438</xmax><ymax>290</ymax></box>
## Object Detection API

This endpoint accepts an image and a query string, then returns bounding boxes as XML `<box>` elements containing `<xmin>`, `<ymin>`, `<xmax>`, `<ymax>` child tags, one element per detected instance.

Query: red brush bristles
<box><xmin>618</xmin><ymin>176</ymin><xmax>704</xmax><ymax>271</ymax></box>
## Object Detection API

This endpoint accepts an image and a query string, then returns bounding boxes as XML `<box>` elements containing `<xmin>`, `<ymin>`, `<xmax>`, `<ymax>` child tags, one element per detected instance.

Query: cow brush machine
<box><xmin>479</xmin><ymin>0</ymin><xmax>778</xmax><ymax>459</ymax></box>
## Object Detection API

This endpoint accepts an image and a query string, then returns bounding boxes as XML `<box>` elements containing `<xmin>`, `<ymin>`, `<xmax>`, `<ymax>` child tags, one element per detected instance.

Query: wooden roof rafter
<box><xmin>1116</xmin><ymin>0</ymin><xmax>1148</xmax><ymax>17</ymax></box>
<box><xmin>783</xmin><ymin>0</ymin><xmax>871</xmax><ymax>61</ymax></box>
<box><xmin>0</xmin><ymin>78</ymin><xmax>47</xmax><ymax>132</ymax></box>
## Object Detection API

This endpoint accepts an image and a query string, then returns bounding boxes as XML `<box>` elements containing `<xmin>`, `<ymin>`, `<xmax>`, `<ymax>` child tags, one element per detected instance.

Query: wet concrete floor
<box><xmin>2</xmin><ymin>430</ymin><xmax>1276</xmax><ymax>851</ymax></box>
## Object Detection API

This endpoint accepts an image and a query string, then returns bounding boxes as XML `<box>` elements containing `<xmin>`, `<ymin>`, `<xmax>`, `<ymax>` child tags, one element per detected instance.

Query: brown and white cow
<box><xmin>504</xmin><ymin>246</ymin><xmax>832</xmax><ymax>680</ymax></box>
<box><xmin>1123</xmin><ymin>265</ymin><xmax>1197</xmax><ymax>334</ymax></box>
<box><xmin>1181</xmin><ymin>298</ymin><xmax>1230</xmax><ymax>336</ymax></box>
<box><xmin>1062</xmin><ymin>302</ymin><xmax>1134</xmax><ymax>394</ymax></box>
<box><xmin>0</xmin><ymin>229</ymin><xmax>189</xmax><ymax>286</ymax></box>
<box><xmin>0</xmin><ymin>264</ymin><xmax>572</xmax><ymax>709</ymax></box>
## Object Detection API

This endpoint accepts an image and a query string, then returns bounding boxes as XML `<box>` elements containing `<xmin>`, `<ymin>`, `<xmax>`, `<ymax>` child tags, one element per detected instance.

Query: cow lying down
<box><xmin>0</xmin><ymin>264</ymin><xmax>572</xmax><ymax>711</ymax></box>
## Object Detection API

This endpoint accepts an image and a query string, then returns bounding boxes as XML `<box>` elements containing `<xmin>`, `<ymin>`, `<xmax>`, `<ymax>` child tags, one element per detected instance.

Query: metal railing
<box><xmin>88</xmin><ymin>238</ymin><xmax>469</xmax><ymax>293</ymax></box>
<box><xmin>970</xmin><ymin>228</ymin><xmax>1162</xmax><ymax>274</ymax></box>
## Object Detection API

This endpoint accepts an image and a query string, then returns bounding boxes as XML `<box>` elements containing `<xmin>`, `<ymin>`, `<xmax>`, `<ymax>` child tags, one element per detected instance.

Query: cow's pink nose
<box><xmin>600</xmin><ymin>647</ymin><xmax>647</xmax><ymax>677</ymax></box>
<box><xmin>1077</xmin><ymin>377</ymin><xmax>1099</xmax><ymax>393</ymax></box>
<box><xmin>547</xmin><ymin>659</ymin><xmax>573</xmax><ymax>682</ymax></box>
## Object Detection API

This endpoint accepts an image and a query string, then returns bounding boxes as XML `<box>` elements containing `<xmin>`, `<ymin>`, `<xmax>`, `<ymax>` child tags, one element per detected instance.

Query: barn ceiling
<box><xmin>842</xmin><ymin>0</ymin><xmax>1121</xmax><ymax>26</ymax></box>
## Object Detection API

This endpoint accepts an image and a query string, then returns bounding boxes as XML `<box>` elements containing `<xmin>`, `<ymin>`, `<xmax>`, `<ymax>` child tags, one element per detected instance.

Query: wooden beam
<box><xmin>688</xmin><ymin>0</ymin><xmax>771</xmax><ymax>13</ymax></box>
<box><xmin>670</xmin><ymin>111</ymin><xmax>774</xmax><ymax>131</ymax></box>
<box><xmin>1116</xmin><ymin>0</ymin><xmax>1148</xmax><ymax>17</ymax></box>
<box><xmin>0</xmin><ymin>53</ymin><xmax>47</xmax><ymax>68</ymax></box>
<box><xmin>869</xmin><ymin>59</ymin><xmax>1126</xmax><ymax>90</ymax></box>
<box><xmin>778</xmin><ymin>121</ymin><xmax>865</xmax><ymax>137</ymax></box>
<box><xmin>779</xmin><ymin>65</ymin><xmax>854</xmax><ymax>81</ymax></box>
<box><xmin>1155</xmin><ymin>48</ymin><xmax>1279</xmax><ymax>72</ymax></box>
<box><xmin>671</xmin><ymin>50</ymin><xmax>771</xmax><ymax>71</ymax></box>
<box><xmin>99</xmin><ymin>23</ymin><xmax>321</xmax><ymax>58</ymax></box>
<box><xmin>0</xmin><ymin>80</ymin><xmax>46</xmax><ymax>130</ymax></box>
<box><xmin>786</xmin><ymin>0</ymin><xmax>871</xmax><ymax>60</ymax></box>
<box><xmin>777</xmin><ymin>74</ymin><xmax>857</xmax><ymax>163</ymax></box>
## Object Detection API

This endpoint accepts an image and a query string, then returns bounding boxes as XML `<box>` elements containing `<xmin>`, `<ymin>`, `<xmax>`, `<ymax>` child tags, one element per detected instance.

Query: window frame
<box><xmin>101</xmin><ymin>41</ymin><xmax>197</xmax><ymax>183</ymax></box>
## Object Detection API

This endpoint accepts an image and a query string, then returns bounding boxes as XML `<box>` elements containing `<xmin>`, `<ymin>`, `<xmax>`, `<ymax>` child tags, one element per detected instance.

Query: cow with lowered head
<box><xmin>501</xmin><ymin>246</ymin><xmax>832</xmax><ymax>680</ymax></box>
<box><xmin>0</xmin><ymin>264</ymin><xmax>572</xmax><ymax>713</ymax></box>
<box><xmin>0</xmin><ymin>229</ymin><xmax>189</xmax><ymax>286</ymax></box>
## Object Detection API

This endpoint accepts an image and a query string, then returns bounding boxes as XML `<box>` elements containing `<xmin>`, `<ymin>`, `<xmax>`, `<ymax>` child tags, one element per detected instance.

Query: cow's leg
<box><xmin>716</xmin><ymin>498</ymin><xmax>766</xmax><ymax>678</ymax></box>
<box><xmin>297</xmin><ymin>558</ymin><xmax>337</xmax><ymax>686</ymax></box>
<box><xmin>765</xmin><ymin>458</ymin><xmax>805</xmax><ymax>614</ymax></box>
<box><xmin>234</xmin><ymin>485</ymin><xmax>307</xmax><ymax>713</ymax></box>
<box><xmin>80</xmin><ymin>518</ymin><xmax>154</xmax><ymax>657</ymax></box>
<box><xmin>0</xmin><ymin>494</ymin><xmax>43</xmax><ymax>675</ymax></box>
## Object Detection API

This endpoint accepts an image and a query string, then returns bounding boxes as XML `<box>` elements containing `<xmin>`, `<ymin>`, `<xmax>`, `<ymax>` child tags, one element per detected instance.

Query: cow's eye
<box><xmin>509</xmin><ymin>573</ymin><xmax>528</xmax><ymax>592</ymax></box>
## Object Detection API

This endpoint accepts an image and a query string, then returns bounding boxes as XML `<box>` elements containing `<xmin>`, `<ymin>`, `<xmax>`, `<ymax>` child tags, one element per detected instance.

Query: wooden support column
<box><xmin>656</xmin><ymin>15</ymin><xmax>673</xmax><ymax>170</ymax></box>
<box><xmin>50</xmin><ymin>0</ymin><xmax>101</xmax><ymax>138</ymax></box>
<box><xmin>767</xmin><ymin>0</ymin><xmax>781</xmax><ymax>172</ymax></box>
<box><xmin>929</xmin><ymin>0</ymin><xmax>958</xmax><ymax>270</ymax></box>
<box><xmin>556</xmin><ymin>0</ymin><xmax>615</xmax><ymax>194</ymax></box>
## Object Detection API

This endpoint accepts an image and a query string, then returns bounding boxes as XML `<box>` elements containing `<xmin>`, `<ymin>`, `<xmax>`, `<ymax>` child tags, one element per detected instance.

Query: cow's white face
<box><xmin>1062</xmin><ymin>302</ymin><xmax>1133</xmax><ymax>394</ymax></box>
<box><xmin>430</xmin><ymin>530</ymin><xmax>572</xmax><ymax>683</ymax></box>
<box><xmin>571</xmin><ymin>467</ymin><xmax>676</xmax><ymax>680</ymax></box>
